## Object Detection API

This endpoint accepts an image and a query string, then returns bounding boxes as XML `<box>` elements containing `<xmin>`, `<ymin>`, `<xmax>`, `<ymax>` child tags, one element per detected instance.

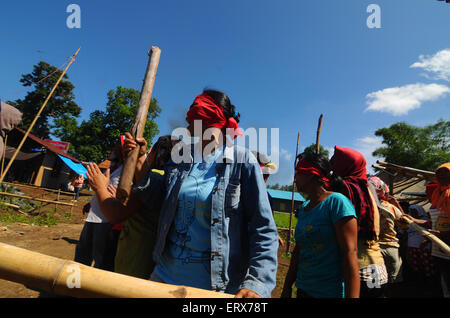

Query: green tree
<box><xmin>373</xmin><ymin>119</ymin><xmax>449</xmax><ymax>171</ymax></box>
<box><xmin>8</xmin><ymin>61</ymin><xmax>81</xmax><ymax>139</ymax></box>
<box><xmin>303</xmin><ymin>143</ymin><xmax>330</xmax><ymax>159</ymax></box>
<box><xmin>55</xmin><ymin>86</ymin><xmax>161</xmax><ymax>163</ymax></box>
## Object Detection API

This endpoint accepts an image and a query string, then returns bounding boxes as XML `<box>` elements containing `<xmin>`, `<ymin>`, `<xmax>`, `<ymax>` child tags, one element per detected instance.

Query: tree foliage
<box><xmin>54</xmin><ymin>86</ymin><xmax>161</xmax><ymax>163</ymax></box>
<box><xmin>303</xmin><ymin>143</ymin><xmax>330</xmax><ymax>159</ymax></box>
<box><xmin>8</xmin><ymin>61</ymin><xmax>81</xmax><ymax>139</ymax></box>
<box><xmin>373</xmin><ymin>119</ymin><xmax>449</xmax><ymax>171</ymax></box>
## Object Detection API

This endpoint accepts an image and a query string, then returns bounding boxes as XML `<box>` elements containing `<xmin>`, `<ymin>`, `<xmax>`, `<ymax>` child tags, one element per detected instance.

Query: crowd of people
<box><xmin>73</xmin><ymin>89</ymin><xmax>450</xmax><ymax>298</ymax></box>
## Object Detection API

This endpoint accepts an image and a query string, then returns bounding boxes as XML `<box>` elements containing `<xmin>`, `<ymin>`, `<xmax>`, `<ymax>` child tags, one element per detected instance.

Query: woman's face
<box><xmin>436</xmin><ymin>168</ymin><xmax>450</xmax><ymax>186</ymax></box>
<box><xmin>295</xmin><ymin>172</ymin><xmax>313</xmax><ymax>193</ymax></box>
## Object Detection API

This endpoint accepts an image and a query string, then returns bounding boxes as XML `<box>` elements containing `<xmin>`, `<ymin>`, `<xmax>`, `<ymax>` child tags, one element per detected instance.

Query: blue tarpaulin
<box><xmin>57</xmin><ymin>155</ymin><xmax>87</xmax><ymax>178</ymax></box>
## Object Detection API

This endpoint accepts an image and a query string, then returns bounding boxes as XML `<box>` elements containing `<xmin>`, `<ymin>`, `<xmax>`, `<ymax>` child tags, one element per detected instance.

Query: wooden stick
<box><xmin>1</xmin><ymin>134</ymin><xmax>8</xmax><ymax>179</ymax></box>
<box><xmin>316</xmin><ymin>114</ymin><xmax>324</xmax><ymax>154</ymax></box>
<box><xmin>401</xmin><ymin>217</ymin><xmax>450</xmax><ymax>257</ymax></box>
<box><xmin>0</xmin><ymin>192</ymin><xmax>74</xmax><ymax>207</ymax></box>
<box><xmin>287</xmin><ymin>132</ymin><xmax>300</xmax><ymax>254</ymax></box>
<box><xmin>0</xmin><ymin>242</ymin><xmax>234</xmax><ymax>298</ymax></box>
<box><xmin>117</xmin><ymin>47</ymin><xmax>161</xmax><ymax>203</ymax></box>
<box><xmin>0</xmin><ymin>47</ymin><xmax>81</xmax><ymax>184</ymax></box>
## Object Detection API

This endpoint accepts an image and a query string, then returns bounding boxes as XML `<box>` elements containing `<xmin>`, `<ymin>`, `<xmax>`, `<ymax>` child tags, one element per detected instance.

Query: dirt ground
<box><xmin>0</xmin><ymin>185</ymin><xmax>91</xmax><ymax>298</ymax></box>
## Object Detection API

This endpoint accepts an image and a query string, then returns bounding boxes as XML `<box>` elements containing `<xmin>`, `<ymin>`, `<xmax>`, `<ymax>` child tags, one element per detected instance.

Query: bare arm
<box><xmin>334</xmin><ymin>216</ymin><xmax>360</xmax><ymax>298</ymax></box>
<box><xmin>86</xmin><ymin>163</ymin><xmax>142</xmax><ymax>224</ymax></box>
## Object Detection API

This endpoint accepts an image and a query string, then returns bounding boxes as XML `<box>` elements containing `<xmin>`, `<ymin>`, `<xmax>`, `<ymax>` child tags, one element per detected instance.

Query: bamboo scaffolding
<box><xmin>392</xmin><ymin>179</ymin><xmax>423</xmax><ymax>196</ymax></box>
<box><xmin>0</xmin><ymin>242</ymin><xmax>234</xmax><ymax>298</ymax></box>
<box><xmin>1</xmin><ymin>182</ymin><xmax>77</xmax><ymax>197</ymax></box>
<box><xmin>376</xmin><ymin>161</ymin><xmax>435</xmax><ymax>182</ymax></box>
<box><xmin>287</xmin><ymin>132</ymin><xmax>300</xmax><ymax>254</ymax></box>
<box><xmin>117</xmin><ymin>47</ymin><xmax>161</xmax><ymax>204</ymax></box>
<box><xmin>0</xmin><ymin>47</ymin><xmax>81</xmax><ymax>184</ymax></box>
<box><xmin>0</xmin><ymin>192</ymin><xmax>74</xmax><ymax>207</ymax></box>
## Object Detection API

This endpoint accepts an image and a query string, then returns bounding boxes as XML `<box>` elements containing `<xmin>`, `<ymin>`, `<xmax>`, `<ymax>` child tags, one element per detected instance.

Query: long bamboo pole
<box><xmin>0</xmin><ymin>242</ymin><xmax>233</xmax><ymax>298</ymax></box>
<box><xmin>286</xmin><ymin>132</ymin><xmax>300</xmax><ymax>254</ymax></box>
<box><xmin>117</xmin><ymin>47</ymin><xmax>161</xmax><ymax>204</ymax></box>
<box><xmin>401</xmin><ymin>217</ymin><xmax>450</xmax><ymax>257</ymax></box>
<box><xmin>0</xmin><ymin>47</ymin><xmax>81</xmax><ymax>184</ymax></box>
<box><xmin>316</xmin><ymin>114</ymin><xmax>324</xmax><ymax>154</ymax></box>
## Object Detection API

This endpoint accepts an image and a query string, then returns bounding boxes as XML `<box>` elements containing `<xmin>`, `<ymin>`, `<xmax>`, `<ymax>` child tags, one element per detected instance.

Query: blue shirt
<box><xmin>295</xmin><ymin>192</ymin><xmax>356</xmax><ymax>298</ymax></box>
<box><xmin>154</xmin><ymin>148</ymin><xmax>221</xmax><ymax>289</ymax></box>
<box><xmin>133</xmin><ymin>145</ymin><xmax>279</xmax><ymax>297</ymax></box>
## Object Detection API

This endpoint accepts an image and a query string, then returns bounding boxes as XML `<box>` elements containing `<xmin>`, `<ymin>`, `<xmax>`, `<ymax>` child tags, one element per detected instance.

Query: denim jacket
<box><xmin>134</xmin><ymin>145</ymin><xmax>279</xmax><ymax>298</ymax></box>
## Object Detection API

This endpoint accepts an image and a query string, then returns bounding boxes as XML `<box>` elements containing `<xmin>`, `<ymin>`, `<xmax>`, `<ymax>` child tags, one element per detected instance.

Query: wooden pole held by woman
<box><xmin>117</xmin><ymin>47</ymin><xmax>161</xmax><ymax>204</ymax></box>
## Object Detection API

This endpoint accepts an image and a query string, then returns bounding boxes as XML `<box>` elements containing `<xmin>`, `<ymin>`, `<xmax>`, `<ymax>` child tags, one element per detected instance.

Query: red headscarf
<box><xmin>331</xmin><ymin>146</ymin><xmax>377</xmax><ymax>240</ymax></box>
<box><xmin>332</xmin><ymin>146</ymin><xmax>368</xmax><ymax>183</ymax></box>
<box><xmin>186</xmin><ymin>93</ymin><xmax>243</xmax><ymax>139</ymax></box>
<box><xmin>295</xmin><ymin>158</ymin><xmax>330</xmax><ymax>189</ymax></box>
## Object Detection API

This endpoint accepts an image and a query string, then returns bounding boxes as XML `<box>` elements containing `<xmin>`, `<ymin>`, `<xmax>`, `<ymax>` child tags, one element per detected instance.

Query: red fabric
<box><xmin>295</xmin><ymin>158</ymin><xmax>330</xmax><ymax>189</ymax></box>
<box><xmin>331</xmin><ymin>146</ymin><xmax>377</xmax><ymax>240</ymax></box>
<box><xmin>332</xmin><ymin>146</ymin><xmax>368</xmax><ymax>182</ymax></box>
<box><xmin>111</xmin><ymin>223</ymin><xmax>123</xmax><ymax>231</ymax></box>
<box><xmin>186</xmin><ymin>94</ymin><xmax>243</xmax><ymax>139</ymax></box>
<box><xmin>426</xmin><ymin>184</ymin><xmax>438</xmax><ymax>202</ymax></box>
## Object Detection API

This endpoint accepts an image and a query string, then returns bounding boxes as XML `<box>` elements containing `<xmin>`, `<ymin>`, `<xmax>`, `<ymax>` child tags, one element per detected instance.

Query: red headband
<box><xmin>186</xmin><ymin>93</ymin><xmax>243</xmax><ymax>139</ymax></box>
<box><xmin>295</xmin><ymin>158</ymin><xmax>330</xmax><ymax>189</ymax></box>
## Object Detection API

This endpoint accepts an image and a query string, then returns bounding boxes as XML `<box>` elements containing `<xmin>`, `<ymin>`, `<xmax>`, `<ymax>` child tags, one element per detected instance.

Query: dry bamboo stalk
<box><xmin>117</xmin><ymin>47</ymin><xmax>161</xmax><ymax>204</ymax></box>
<box><xmin>2</xmin><ymin>182</ymin><xmax>76</xmax><ymax>197</ymax></box>
<box><xmin>401</xmin><ymin>217</ymin><xmax>450</xmax><ymax>257</ymax></box>
<box><xmin>1</xmin><ymin>134</ymin><xmax>8</xmax><ymax>178</ymax></box>
<box><xmin>0</xmin><ymin>192</ymin><xmax>74</xmax><ymax>207</ymax></box>
<box><xmin>0</xmin><ymin>47</ymin><xmax>81</xmax><ymax>184</ymax></box>
<box><xmin>287</xmin><ymin>132</ymin><xmax>300</xmax><ymax>254</ymax></box>
<box><xmin>0</xmin><ymin>242</ymin><xmax>234</xmax><ymax>298</ymax></box>
<box><xmin>316</xmin><ymin>114</ymin><xmax>324</xmax><ymax>154</ymax></box>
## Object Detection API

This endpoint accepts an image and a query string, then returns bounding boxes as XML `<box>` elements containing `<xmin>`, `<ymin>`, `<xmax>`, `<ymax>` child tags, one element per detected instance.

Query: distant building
<box><xmin>267</xmin><ymin>189</ymin><xmax>305</xmax><ymax>214</ymax></box>
<box><xmin>3</xmin><ymin>128</ymin><xmax>87</xmax><ymax>190</ymax></box>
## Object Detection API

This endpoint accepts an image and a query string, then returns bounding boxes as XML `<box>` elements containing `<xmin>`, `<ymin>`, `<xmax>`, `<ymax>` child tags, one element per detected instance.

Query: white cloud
<box><xmin>365</xmin><ymin>83</ymin><xmax>450</xmax><ymax>116</ymax></box>
<box><xmin>354</xmin><ymin>136</ymin><xmax>384</xmax><ymax>173</ymax></box>
<box><xmin>410</xmin><ymin>49</ymin><xmax>450</xmax><ymax>81</ymax></box>
<box><xmin>280</xmin><ymin>148</ymin><xmax>292</xmax><ymax>161</ymax></box>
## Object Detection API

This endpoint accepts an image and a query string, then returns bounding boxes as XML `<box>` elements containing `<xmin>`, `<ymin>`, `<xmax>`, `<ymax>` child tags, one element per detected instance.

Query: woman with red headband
<box><xmin>86</xmin><ymin>89</ymin><xmax>279</xmax><ymax>298</ymax></box>
<box><xmin>330</xmin><ymin>146</ymin><xmax>388</xmax><ymax>298</ymax></box>
<box><xmin>281</xmin><ymin>152</ymin><xmax>360</xmax><ymax>298</ymax></box>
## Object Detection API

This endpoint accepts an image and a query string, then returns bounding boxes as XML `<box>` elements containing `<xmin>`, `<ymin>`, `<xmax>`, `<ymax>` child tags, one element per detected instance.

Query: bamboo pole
<box><xmin>117</xmin><ymin>47</ymin><xmax>161</xmax><ymax>204</ymax></box>
<box><xmin>0</xmin><ymin>47</ymin><xmax>81</xmax><ymax>184</ymax></box>
<box><xmin>0</xmin><ymin>192</ymin><xmax>74</xmax><ymax>207</ymax></box>
<box><xmin>286</xmin><ymin>132</ymin><xmax>300</xmax><ymax>254</ymax></box>
<box><xmin>0</xmin><ymin>242</ymin><xmax>234</xmax><ymax>298</ymax></box>
<box><xmin>401</xmin><ymin>217</ymin><xmax>450</xmax><ymax>257</ymax></box>
<box><xmin>316</xmin><ymin>114</ymin><xmax>324</xmax><ymax>154</ymax></box>
<box><xmin>1</xmin><ymin>134</ymin><xmax>8</xmax><ymax>179</ymax></box>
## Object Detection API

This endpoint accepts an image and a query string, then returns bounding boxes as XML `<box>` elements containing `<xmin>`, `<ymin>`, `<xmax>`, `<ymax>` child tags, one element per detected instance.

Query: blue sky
<box><xmin>0</xmin><ymin>0</ymin><xmax>449</xmax><ymax>186</ymax></box>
